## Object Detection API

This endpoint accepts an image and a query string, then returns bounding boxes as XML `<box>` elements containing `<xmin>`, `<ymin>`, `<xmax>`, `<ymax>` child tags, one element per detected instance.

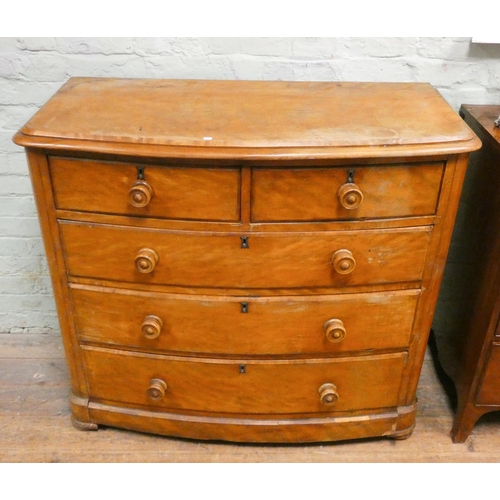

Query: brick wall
<box><xmin>1</xmin><ymin>37</ymin><xmax>499</xmax><ymax>333</ymax></box>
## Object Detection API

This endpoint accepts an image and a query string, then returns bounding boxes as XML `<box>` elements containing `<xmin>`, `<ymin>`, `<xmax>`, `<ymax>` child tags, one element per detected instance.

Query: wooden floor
<box><xmin>2</xmin><ymin>333</ymin><xmax>500</xmax><ymax>463</ymax></box>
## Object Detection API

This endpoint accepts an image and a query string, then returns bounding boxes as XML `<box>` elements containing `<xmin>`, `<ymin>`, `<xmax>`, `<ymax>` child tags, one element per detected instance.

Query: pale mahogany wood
<box><xmin>14</xmin><ymin>79</ymin><xmax>479</xmax><ymax>158</ymax></box>
<box><xmin>50</xmin><ymin>156</ymin><xmax>241</xmax><ymax>222</ymax></box>
<box><xmin>251</xmin><ymin>162</ymin><xmax>444</xmax><ymax>221</ymax></box>
<box><xmin>433</xmin><ymin>104</ymin><xmax>500</xmax><ymax>443</ymax></box>
<box><xmin>59</xmin><ymin>222</ymin><xmax>432</xmax><ymax>289</ymax></box>
<box><xmin>393</xmin><ymin>154</ymin><xmax>470</xmax><ymax>408</ymax></box>
<box><xmin>55</xmin><ymin>208</ymin><xmax>438</xmax><ymax>232</ymax></box>
<box><xmin>82</xmin><ymin>346</ymin><xmax>407</xmax><ymax>415</ymax></box>
<box><xmin>13</xmin><ymin>134</ymin><xmax>481</xmax><ymax>162</ymax></box>
<box><xmin>71</xmin><ymin>285</ymin><xmax>420</xmax><ymax>355</ymax></box>
<box><xmin>69</xmin><ymin>276</ymin><xmax>425</xmax><ymax>298</ymax></box>
<box><xmin>12</xmin><ymin>78</ymin><xmax>481</xmax><ymax>443</ymax></box>
<box><xmin>24</xmin><ymin>151</ymin><xmax>91</xmax><ymax>420</ymax></box>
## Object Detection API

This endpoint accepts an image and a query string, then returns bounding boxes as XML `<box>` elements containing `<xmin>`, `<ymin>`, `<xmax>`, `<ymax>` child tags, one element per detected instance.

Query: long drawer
<box><xmin>60</xmin><ymin>222</ymin><xmax>432</xmax><ymax>289</ymax></box>
<box><xmin>72</xmin><ymin>285</ymin><xmax>420</xmax><ymax>355</ymax></box>
<box><xmin>82</xmin><ymin>346</ymin><xmax>408</xmax><ymax>415</ymax></box>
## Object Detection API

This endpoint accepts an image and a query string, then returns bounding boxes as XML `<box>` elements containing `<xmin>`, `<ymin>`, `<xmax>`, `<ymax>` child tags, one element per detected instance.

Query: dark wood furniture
<box><xmin>13</xmin><ymin>78</ymin><xmax>480</xmax><ymax>443</ymax></box>
<box><xmin>433</xmin><ymin>104</ymin><xmax>500</xmax><ymax>443</ymax></box>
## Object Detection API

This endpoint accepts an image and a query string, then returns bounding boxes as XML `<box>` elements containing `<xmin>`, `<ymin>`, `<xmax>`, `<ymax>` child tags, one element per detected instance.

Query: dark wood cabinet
<box><xmin>434</xmin><ymin>104</ymin><xmax>500</xmax><ymax>443</ymax></box>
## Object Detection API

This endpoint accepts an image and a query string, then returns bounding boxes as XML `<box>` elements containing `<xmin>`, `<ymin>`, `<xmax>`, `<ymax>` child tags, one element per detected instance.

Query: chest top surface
<box><xmin>461</xmin><ymin>104</ymin><xmax>500</xmax><ymax>154</ymax></box>
<box><xmin>14</xmin><ymin>78</ymin><xmax>480</xmax><ymax>159</ymax></box>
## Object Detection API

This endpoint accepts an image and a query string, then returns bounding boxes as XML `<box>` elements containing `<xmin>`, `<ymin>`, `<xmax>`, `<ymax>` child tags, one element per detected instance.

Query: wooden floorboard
<box><xmin>1</xmin><ymin>333</ymin><xmax>500</xmax><ymax>463</ymax></box>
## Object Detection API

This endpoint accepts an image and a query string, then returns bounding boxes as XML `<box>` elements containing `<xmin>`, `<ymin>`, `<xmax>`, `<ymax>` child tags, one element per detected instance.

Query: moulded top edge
<box><xmin>12</xmin><ymin>132</ymin><xmax>481</xmax><ymax>161</ymax></box>
<box><xmin>15</xmin><ymin>78</ymin><xmax>480</xmax><ymax>153</ymax></box>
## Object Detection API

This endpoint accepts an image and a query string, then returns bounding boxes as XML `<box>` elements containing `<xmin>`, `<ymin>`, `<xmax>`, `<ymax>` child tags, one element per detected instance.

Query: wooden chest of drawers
<box><xmin>13</xmin><ymin>78</ymin><xmax>480</xmax><ymax>443</ymax></box>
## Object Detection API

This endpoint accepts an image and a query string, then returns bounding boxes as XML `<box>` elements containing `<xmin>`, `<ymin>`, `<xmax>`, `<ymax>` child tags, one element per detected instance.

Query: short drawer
<box><xmin>82</xmin><ymin>346</ymin><xmax>408</xmax><ymax>415</ymax></box>
<box><xmin>251</xmin><ymin>163</ymin><xmax>444</xmax><ymax>222</ymax></box>
<box><xmin>60</xmin><ymin>221</ymin><xmax>432</xmax><ymax>289</ymax></box>
<box><xmin>49</xmin><ymin>157</ymin><xmax>241</xmax><ymax>221</ymax></box>
<box><xmin>72</xmin><ymin>286</ymin><xmax>420</xmax><ymax>355</ymax></box>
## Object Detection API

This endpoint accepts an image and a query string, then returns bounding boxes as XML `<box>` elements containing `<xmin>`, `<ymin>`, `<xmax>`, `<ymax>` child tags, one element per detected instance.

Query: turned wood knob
<box><xmin>323</xmin><ymin>318</ymin><xmax>346</xmax><ymax>343</ymax></box>
<box><xmin>147</xmin><ymin>378</ymin><xmax>167</xmax><ymax>400</ymax></box>
<box><xmin>318</xmin><ymin>383</ymin><xmax>339</xmax><ymax>406</ymax></box>
<box><xmin>141</xmin><ymin>315</ymin><xmax>163</xmax><ymax>339</ymax></box>
<box><xmin>332</xmin><ymin>249</ymin><xmax>356</xmax><ymax>275</ymax></box>
<box><xmin>135</xmin><ymin>248</ymin><xmax>159</xmax><ymax>273</ymax></box>
<box><xmin>338</xmin><ymin>182</ymin><xmax>363</xmax><ymax>210</ymax></box>
<box><xmin>129</xmin><ymin>180</ymin><xmax>154</xmax><ymax>208</ymax></box>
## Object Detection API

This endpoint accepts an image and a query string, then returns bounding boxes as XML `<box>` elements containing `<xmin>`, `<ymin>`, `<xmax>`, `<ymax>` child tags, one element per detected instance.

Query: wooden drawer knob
<box><xmin>324</xmin><ymin>318</ymin><xmax>346</xmax><ymax>343</ymax></box>
<box><xmin>338</xmin><ymin>182</ymin><xmax>363</xmax><ymax>210</ymax></box>
<box><xmin>332</xmin><ymin>249</ymin><xmax>356</xmax><ymax>275</ymax></box>
<box><xmin>147</xmin><ymin>378</ymin><xmax>167</xmax><ymax>400</ymax></box>
<box><xmin>318</xmin><ymin>383</ymin><xmax>339</xmax><ymax>406</ymax></box>
<box><xmin>135</xmin><ymin>248</ymin><xmax>158</xmax><ymax>273</ymax></box>
<box><xmin>141</xmin><ymin>315</ymin><xmax>163</xmax><ymax>339</ymax></box>
<box><xmin>129</xmin><ymin>180</ymin><xmax>154</xmax><ymax>208</ymax></box>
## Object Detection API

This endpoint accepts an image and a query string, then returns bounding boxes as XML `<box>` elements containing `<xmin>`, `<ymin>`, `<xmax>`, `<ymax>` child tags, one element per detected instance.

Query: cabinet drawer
<box><xmin>49</xmin><ymin>157</ymin><xmax>241</xmax><ymax>221</ymax></box>
<box><xmin>60</xmin><ymin>222</ymin><xmax>432</xmax><ymax>289</ymax></box>
<box><xmin>82</xmin><ymin>346</ymin><xmax>407</xmax><ymax>414</ymax></box>
<box><xmin>476</xmin><ymin>344</ymin><xmax>500</xmax><ymax>405</ymax></box>
<box><xmin>251</xmin><ymin>163</ymin><xmax>444</xmax><ymax>222</ymax></box>
<box><xmin>72</xmin><ymin>286</ymin><xmax>420</xmax><ymax>355</ymax></box>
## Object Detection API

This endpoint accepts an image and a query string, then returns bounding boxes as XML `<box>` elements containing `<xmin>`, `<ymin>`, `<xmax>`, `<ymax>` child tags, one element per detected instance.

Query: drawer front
<box><xmin>82</xmin><ymin>346</ymin><xmax>407</xmax><ymax>414</ymax></box>
<box><xmin>72</xmin><ymin>286</ymin><xmax>420</xmax><ymax>355</ymax></box>
<box><xmin>49</xmin><ymin>157</ymin><xmax>241</xmax><ymax>221</ymax></box>
<box><xmin>251</xmin><ymin>163</ymin><xmax>444</xmax><ymax>222</ymax></box>
<box><xmin>60</xmin><ymin>222</ymin><xmax>431</xmax><ymax>289</ymax></box>
<box><xmin>476</xmin><ymin>344</ymin><xmax>500</xmax><ymax>405</ymax></box>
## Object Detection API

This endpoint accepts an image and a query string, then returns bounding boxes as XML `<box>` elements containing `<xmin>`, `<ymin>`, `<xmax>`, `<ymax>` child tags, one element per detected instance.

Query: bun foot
<box><xmin>71</xmin><ymin>416</ymin><xmax>98</xmax><ymax>431</ymax></box>
<box><xmin>391</xmin><ymin>423</ymin><xmax>415</xmax><ymax>440</ymax></box>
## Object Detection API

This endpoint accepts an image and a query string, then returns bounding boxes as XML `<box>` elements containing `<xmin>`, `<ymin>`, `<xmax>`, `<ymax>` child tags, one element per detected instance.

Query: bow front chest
<box><xmin>14</xmin><ymin>78</ymin><xmax>480</xmax><ymax>443</ymax></box>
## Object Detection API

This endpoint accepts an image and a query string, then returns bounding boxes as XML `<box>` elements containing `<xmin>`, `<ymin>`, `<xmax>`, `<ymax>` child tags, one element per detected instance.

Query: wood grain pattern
<box><xmin>71</xmin><ymin>285</ymin><xmax>420</xmax><ymax>355</ymax></box>
<box><xmin>49</xmin><ymin>156</ymin><xmax>241</xmax><ymax>221</ymax></box>
<box><xmin>82</xmin><ymin>346</ymin><xmax>407</xmax><ymax>415</ymax></box>
<box><xmin>13</xmin><ymin>79</ymin><xmax>480</xmax><ymax>160</ymax></box>
<box><xmin>251</xmin><ymin>163</ymin><xmax>444</xmax><ymax>221</ymax></box>
<box><xmin>24</xmin><ymin>151</ymin><xmax>91</xmax><ymax>418</ymax></box>
<box><xmin>17</xmin><ymin>79</ymin><xmax>474</xmax><ymax>147</ymax></box>
<box><xmin>60</xmin><ymin>221</ymin><xmax>432</xmax><ymax>289</ymax></box>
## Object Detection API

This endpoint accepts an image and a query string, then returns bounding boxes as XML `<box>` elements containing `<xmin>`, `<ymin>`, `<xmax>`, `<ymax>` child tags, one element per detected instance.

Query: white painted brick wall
<box><xmin>1</xmin><ymin>37</ymin><xmax>499</xmax><ymax>334</ymax></box>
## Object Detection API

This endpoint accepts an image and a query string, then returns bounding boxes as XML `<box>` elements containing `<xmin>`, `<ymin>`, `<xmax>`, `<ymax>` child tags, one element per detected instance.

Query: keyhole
<box><xmin>239</xmin><ymin>364</ymin><xmax>246</xmax><ymax>374</ymax></box>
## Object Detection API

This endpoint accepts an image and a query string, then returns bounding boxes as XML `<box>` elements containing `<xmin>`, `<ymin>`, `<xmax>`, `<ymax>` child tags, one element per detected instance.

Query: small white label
<box><xmin>203</xmin><ymin>136</ymin><xmax>213</xmax><ymax>141</ymax></box>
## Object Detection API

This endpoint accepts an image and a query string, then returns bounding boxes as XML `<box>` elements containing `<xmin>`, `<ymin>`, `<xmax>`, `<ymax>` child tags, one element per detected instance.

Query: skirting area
<box><xmin>2</xmin><ymin>333</ymin><xmax>500</xmax><ymax>463</ymax></box>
